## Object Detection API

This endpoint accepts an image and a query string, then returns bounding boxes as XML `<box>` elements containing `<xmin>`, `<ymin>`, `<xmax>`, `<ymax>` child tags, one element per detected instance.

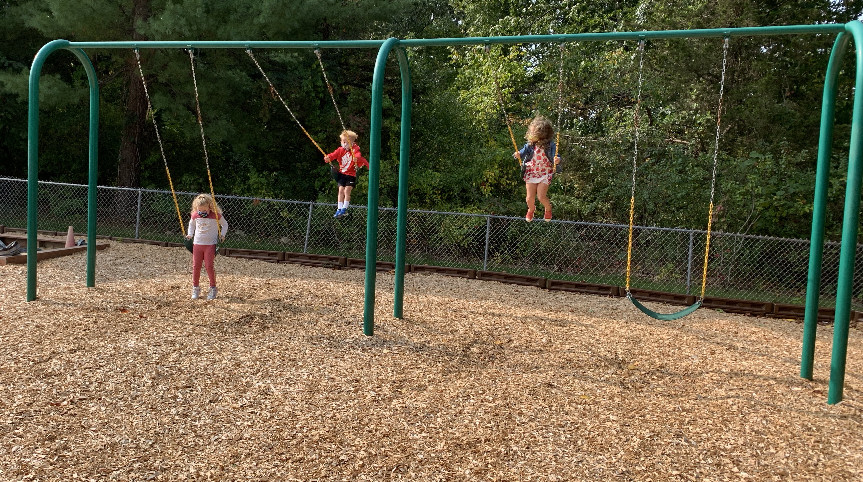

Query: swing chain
<box><xmin>625</xmin><ymin>39</ymin><xmax>646</xmax><ymax>295</ymax></box>
<box><xmin>630</xmin><ymin>39</ymin><xmax>646</xmax><ymax>199</ymax></box>
<box><xmin>483</xmin><ymin>46</ymin><xmax>520</xmax><ymax>163</ymax></box>
<box><xmin>494</xmin><ymin>75</ymin><xmax>521</xmax><ymax>161</ymax></box>
<box><xmin>555</xmin><ymin>43</ymin><xmax>565</xmax><ymax>161</ymax></box>
<box><xmin>188</xmin><ymin>49</ymin><xmax>210</xmax><ymax>171</ymax></box>
<box><xmin>188</xmin><ymin>49</ymin><xmax>221</xmax><ymax>239</ymax></box>
<box><xmin>315</xmin><ymin>48</ymin><xmax>346</xmax><ymax>131</ymax></box>
<box><xmin>699</xmin><ymin>37</ymin><xmax>730</xmax><ymax>300</ymax></box>
<box><xmin>246</xmin><ymin>49</ymin><xmax>326</xmax><ymax>155</ymax></box>
<box><xmin>708</xmin><ymin>38</ymin><xmax>729</xmax><ymax>211</ymax></box>
<box><xmin>134</xmin><ymin>49</ymin><xmax>185</xmax><ymax>237</ymax></box>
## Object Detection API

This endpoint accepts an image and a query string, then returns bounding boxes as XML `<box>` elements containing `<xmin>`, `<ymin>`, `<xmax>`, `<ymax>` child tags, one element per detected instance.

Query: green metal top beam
<box><xmin>64</xmin><ymin>24</ymin><xmax>845</xmax><ymax>51</ymax></box>
<box><xmin>400</xmin><ymin>24</ymin><xmax>846</xmax><ymax>47</ymax></box>
<box><xmin>66</xmin><ymin>40</ymin><xmax>386</xmax><ymax>49</ymax></box>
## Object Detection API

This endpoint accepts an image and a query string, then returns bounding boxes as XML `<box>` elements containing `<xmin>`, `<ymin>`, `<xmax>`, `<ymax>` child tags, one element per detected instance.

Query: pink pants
<box><xmin>192</xmin><ymin>244</ymin><xmax>217</xmax><ymax>287</ymax></box>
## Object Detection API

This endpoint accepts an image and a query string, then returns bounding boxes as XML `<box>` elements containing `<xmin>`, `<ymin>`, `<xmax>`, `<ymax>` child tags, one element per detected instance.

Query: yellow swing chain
<box><xmin>188</xmin><ymin>49</ymin><xmax>221</xmax><ymax>239</ymax></box>
<box><xmin>625</xmin><ymin>39</ymin><xmax>646</xmax><ymax>295</ymax></box>
<box><xmin>134</xmin><ymin>49</ymin><xmax>186</xmax><ymax>237</ymax></box>
<box><xmin>625</xmin><ymin>38</ymin><xmax>729</xmax><ymax>301</ymax></box>
<box><xmin>246</xmin><ymin>49</ymin><xmax>327</xmax><ymax>156</ymax></box>
<box><xmin>487</xmin><ymin>45</ymin><xmax>522</xmax><ymax>164</ymax></box>
<box><xmin>700</xmin><ymin>37</ymin><xmax>729</xmax><ymax>300</ymax></box>
<box><xmin>496</xmin><ymin>77</ymin><xmax>521</xmax><ymax>162</ymax></box>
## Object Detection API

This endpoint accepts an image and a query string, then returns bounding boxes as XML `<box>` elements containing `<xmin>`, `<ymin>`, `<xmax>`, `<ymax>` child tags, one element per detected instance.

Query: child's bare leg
<box><xmin>537</xmin><ymin>183</ymin><xmax>551</xmax><ymax>213</ymax></box>
<box><xmin>343</xmin><ymin>186</ymin><xmax>353</xmax><ymax>204</ymax></box>
<box><xmin>525</xmin><ymin>183</ymin><xmax>538</xmax><ymax>214</ymax></box>
<box><xmin>337</xmin><ymin>186</ymin><xmax>346</xmax><ymax>204</ymax></box>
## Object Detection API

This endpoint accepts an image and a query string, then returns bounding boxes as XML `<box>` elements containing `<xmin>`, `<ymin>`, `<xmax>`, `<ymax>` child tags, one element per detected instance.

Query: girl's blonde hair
<box><xmin>191</xmin><ymin>193</ymin><xmax>219</xmax><ymax>214</ymax></box>
<box><xmin>525</xmin><ymin>116</ymin><xmax>554</xmax><ymax>148</ymax></box>
<box><xmin>340</xmin><ymin>129</ymin><xmax>358</xmax><ymax>142</ymax></box>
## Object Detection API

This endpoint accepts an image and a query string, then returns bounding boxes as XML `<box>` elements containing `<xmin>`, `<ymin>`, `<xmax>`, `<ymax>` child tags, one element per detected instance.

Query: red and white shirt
<box><xmin>325</xmin><ymin>144</ymin><xmax>369</xmax><ymax>177</ymax></box>
<box><xmin>524</xmin><ymin>144</ymin><xmax>554</xmax><ymax>185</ymax></box>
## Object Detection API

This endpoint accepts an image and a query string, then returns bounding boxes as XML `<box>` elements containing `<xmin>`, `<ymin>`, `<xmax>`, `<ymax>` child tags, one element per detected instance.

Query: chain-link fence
<box><xmin>2</xmin><ymin>177</ymin><xmax>860</xmax><ymax>309</ymax></box>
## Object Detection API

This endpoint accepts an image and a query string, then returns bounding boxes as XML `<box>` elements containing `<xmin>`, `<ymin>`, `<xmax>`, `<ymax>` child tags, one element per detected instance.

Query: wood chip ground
<box><xmin>1</xmin><ymin>241</ymin><xmax>861</xmax><ymax>480</ymax></box>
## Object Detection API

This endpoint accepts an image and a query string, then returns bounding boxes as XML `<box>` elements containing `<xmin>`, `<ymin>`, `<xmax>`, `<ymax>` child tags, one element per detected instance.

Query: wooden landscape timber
<box><xmin>0</xmin><ymin>231</ymin><xmax>109</xmax><ymax>266</ymax></box>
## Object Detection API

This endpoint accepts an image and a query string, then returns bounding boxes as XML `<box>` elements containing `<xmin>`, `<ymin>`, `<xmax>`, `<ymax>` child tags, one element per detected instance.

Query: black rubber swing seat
<box><xmin>183</xmin><ymin>237</ymin><xmax>219</xmax><ymax>256</ymax></box>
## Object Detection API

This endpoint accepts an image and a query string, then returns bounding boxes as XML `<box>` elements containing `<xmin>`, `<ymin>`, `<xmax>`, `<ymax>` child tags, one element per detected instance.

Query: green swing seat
<box><xmin>622</xmin><ymin>38</ymin><xmax>728</xmax><ymax>322</ymax></box>
<box><xmin>626</xmin><ymin>292</ymin><xmax>702</xmax><ymax>321</ymax></box>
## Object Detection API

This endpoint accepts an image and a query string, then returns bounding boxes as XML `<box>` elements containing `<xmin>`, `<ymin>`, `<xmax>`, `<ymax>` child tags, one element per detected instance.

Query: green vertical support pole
<box><xmin>69</xmin><ymin>48</ymin><xmax>100</xmax><ymax>287</ymax></box>
<box><xmin>827</xmin><ymin>20</ymin><xmax>863</xmax><ymax>404</ymax></box>
<box><xmin>363</xmin><ymin>38</ymin><xmax>400</xmax><ymax>335</ymax></box>
<box><xmin>27</xmin><ymin>40</ymin><xmax>70</xmax><ymax>301</ymax></box>
<box><xmin>801</xmin><ymin>32</ymin><xmax>849</xmax><ymax>379</ymax></box>
<box><xmin>393</xmin><ymin>47</ymin><xmax>412</xmax><ymax>319</ymax></box>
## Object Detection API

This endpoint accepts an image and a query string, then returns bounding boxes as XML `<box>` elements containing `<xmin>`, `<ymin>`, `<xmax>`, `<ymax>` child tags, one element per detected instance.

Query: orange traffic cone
<box><xmin>65</xmin><ymin>226</ymin><xmax>75</xmax><ymax>248</ymax></box>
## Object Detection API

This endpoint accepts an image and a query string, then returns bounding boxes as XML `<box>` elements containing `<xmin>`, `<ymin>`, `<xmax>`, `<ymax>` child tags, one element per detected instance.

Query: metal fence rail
<box><xmin>1</xmin><ymin>177</ymin><xmax>860</xmax><ymax>309</ymax></box>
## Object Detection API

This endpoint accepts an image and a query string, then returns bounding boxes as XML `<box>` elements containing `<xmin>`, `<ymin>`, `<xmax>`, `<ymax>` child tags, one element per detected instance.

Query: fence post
<box><xmin>135</xmin><ymin>189</ymin><xmax>143</xmax><ymax>239</ymax></box>
<box><xmin>304</xmin><ymin>202</ymin><xmax>313</xmax><ymax>253</ymax></box>
<box><xmin>483</xmin><ymin>216</ymin><xmax>491</xmax><ymax>271</ymax></box>
<box><xmin>686</xmin><ymin>231</ymin><xmax>695</xmax><ymax>295</ymax></box>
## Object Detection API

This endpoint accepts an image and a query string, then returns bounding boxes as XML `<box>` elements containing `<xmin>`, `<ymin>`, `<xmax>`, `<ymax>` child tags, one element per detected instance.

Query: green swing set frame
<box><xmin>24</xmin><ymin>23</ymin><xmax>862</xmax><ymax>404</ymax></box>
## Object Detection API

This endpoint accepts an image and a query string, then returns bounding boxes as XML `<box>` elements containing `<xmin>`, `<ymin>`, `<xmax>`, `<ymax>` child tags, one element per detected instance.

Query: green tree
<box><xmin>4</xmin><ymin>0</ymin><xmax>863</xmax><ymax>241</ymax></box>
<box><xmin>0</xmin><ymin>0</ymin><xmax>452</xmax><ymax>199</ymax></box>
<box><xmin>439</xmin><ymin>0</ymin><xmax>863</xmax><ymax>239</ymax></box>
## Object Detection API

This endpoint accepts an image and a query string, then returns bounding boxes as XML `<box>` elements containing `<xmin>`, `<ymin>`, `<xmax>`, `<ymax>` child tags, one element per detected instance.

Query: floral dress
<box><xmin>523</xmin><ymin>144</ymin><xmax>554</xmax><ymax>185</ymax></box>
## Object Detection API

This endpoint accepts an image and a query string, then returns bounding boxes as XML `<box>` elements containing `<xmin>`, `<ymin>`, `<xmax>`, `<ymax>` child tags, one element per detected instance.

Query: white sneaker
<box><xmin>206</xmin><ymin>287</ymin><xmax>218</xmax><ymax>300</ymax></box>
<box><xmin>191</xmin><ymin>286</ymin><xmax>201</xmax><ymax>300</ymax></box>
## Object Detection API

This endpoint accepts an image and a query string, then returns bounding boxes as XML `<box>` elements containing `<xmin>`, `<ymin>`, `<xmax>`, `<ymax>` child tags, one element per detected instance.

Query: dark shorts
<box><xmin>336</xmin><ymin>172</ymin><xmax>357</xmax><ymax>187</ymax></box>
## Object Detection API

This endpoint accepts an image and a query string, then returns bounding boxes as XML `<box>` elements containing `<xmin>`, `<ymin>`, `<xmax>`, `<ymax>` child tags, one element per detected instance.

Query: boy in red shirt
<box><xmin>324</xmin><ymin>129</ymin><xmax>369</xmax><ymax>218</ymax></box>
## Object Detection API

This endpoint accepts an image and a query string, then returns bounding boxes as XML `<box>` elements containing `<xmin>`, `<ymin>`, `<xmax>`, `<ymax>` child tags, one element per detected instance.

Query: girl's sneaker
<box><xmin>525</xmin><ymin>210</ymin><xmax>535</xmax><ymax>222</ymax></box>
<box><xmin>544</xmin><ymin>209</ymin><xmax>552</xmax><ymax>222</ymax></box>
<box><xmin>207</xmin><ymin>287</ymin><xmax>218</xmax><ymax>300</ymax></box>
<box><xmin>191</xmin><ymin>286</ymin><xmax>201</xmax><ymax>300</ymax></box>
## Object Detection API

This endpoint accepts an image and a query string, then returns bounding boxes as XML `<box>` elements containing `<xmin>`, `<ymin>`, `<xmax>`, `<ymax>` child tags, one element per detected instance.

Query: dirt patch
<box><xmin>1</xmin><ymin>241</ymin><xmax>861</xmax><ymax>480</ymax></box>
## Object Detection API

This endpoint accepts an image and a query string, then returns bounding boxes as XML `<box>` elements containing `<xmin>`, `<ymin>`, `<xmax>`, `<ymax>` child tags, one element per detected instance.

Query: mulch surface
<box><xmin>1</xmin><ymin>241</ymin><xmax>861</xmax><ymax>480</ymax></box>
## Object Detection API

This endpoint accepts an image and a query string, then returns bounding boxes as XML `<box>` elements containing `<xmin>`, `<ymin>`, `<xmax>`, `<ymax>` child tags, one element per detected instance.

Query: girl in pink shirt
<box><xmin>186</xmin><ymin>194</ymin><xmax>228</xmax><ymax>300</ymax></box>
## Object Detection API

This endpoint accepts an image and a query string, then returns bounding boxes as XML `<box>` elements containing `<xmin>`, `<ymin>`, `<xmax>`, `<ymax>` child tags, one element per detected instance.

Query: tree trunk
<box><xmin>115</xmin><ymin>0</ymin><xmax>149</xmax><ymax>188</ymax></box>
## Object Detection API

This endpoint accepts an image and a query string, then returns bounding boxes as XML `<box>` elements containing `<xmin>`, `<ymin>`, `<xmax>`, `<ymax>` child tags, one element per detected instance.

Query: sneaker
<box><xmin>333</xmin><ymin>209</ymin><xmax>341</xmax><ymax>218</ymax></box>
<box><xmin>544</xmin><ymin>209</ymin><xmax>552</xmax><ymax>222</ymax></box>
<box><xmin>525</xmin><ymin>210</ymin><xmax>534</xmax><ymax>222</ymax></box>
<box><xmin>337</xmin><ymin>208</ymin><xmax>349</xmax><ymax>218</ymax></box>
<box><xmin>191</xmin><ymin>286</ymin><xmax>201</xmax><ymax>300</ymax></box>
<box><xmin>207</xmin><ymin>287</ymin><xmax>218</xmax><ymax>300</ymax></box>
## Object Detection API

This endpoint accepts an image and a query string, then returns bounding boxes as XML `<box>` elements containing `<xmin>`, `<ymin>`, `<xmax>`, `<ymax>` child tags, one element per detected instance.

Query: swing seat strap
<box><xmin>626</xmin><ymin>292</ymin><xmax>702</xmax><ymax>321</ymax></box>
